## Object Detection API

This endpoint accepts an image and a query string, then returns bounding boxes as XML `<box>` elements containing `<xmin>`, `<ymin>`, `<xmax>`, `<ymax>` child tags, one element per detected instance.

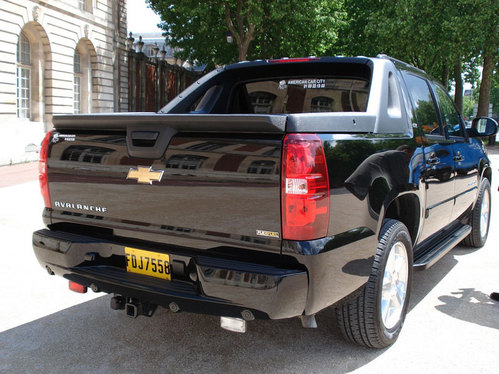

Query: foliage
<box><xmin>462</xmin><ymin>96</ymin><xmax>475</xmax><ymax>119</ymax></box>
<box><xmin>341</xmin><ymin>0</ymin><xmax>472</xmax><ymax>84</ymax></box>
<box><xmin>147</xmin><ymin>0</ymin><xmax>497</xmax><ymax>112</ymax></box>
<box><xmin>460</xmin><ymin>79</ymin><xmax>498</xmax><ymax>119</ymax></box>
<box><xmin>339</xmin><ymin>0</ymin><xmax>498</xmax><ymax>116</ymax></box>
<box><xmin>334</xmin><ymin>0</ymin><xmax>380</xmax><ymax>57</ymax></box>
<box><xmin>470</xmin><ymin>68</ymin><xmax>499</xmax><ymax>117</ymax></box>
<box><xmin>479</xmin><ymin>81</ymin><xmax>499</xmax><ymax>117</ymax></box>
<box><xmin>146</xmin><ymin>0</ymin><xmax>344</xmax><ymax>69</ymax></box>
<box><xmin>491</xmin><ymin>85</ymin><xmax>499</xmax><ymax>117</ymax></box>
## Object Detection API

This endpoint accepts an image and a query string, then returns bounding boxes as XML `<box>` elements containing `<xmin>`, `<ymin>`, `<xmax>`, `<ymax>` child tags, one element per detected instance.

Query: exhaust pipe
<box><xmin>300</xmin><ymin>314</ymin><xmax>317</xmax><ymax>328</ymax></box>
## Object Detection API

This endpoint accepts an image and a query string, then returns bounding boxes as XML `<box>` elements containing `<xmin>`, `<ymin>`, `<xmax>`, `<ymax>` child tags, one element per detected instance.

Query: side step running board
<box><xmin>413</xmin><ymin>224</ymin><xmax>471</xmax><ymax>270</ymax></box>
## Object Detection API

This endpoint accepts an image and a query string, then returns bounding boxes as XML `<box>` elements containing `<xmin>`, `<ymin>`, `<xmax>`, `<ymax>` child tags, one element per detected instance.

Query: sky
<box><xmin>127</xmin><ymin>0</ymin><xmax>163</xmax><ymax>34</ymax></box>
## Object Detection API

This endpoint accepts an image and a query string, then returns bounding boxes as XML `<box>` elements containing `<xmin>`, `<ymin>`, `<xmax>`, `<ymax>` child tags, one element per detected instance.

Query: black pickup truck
<box><xmin>33</xmin><ymin>55</ymin><xmax>497</xmax><ymax>348</ymax></box>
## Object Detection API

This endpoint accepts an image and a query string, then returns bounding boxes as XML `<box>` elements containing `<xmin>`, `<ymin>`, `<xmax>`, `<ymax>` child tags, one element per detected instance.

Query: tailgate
<box><xmin>46</xmin><ymin>114</ymin><xmax>285</xmax><ymax>252</ymax></box>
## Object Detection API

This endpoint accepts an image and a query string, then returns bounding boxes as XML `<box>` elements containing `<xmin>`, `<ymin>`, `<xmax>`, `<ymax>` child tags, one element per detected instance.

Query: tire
<box><xmin>336</xmin><ymin>219</ymin><xmax>413</xmax><ymax>348</ymax></box>
<box><xmin>463</xmin><ymin>178</ymin><xmax>491</xmax><ymax>248</ymax></box>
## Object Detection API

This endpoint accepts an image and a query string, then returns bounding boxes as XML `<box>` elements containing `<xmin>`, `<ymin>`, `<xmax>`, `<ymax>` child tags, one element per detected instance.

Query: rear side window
<box><xmin>191</xmin><ymin>85</ymin><xmax>221</xmax><ymax>112</ymax></box>
<box><xmin>402</xmin><ymin>73</ymin><xmax>441</xmax><ymax>136</ymax></box>
<box><xmin>232</xmin><ymin>77</ymin><xmax>369</xmax><ymax>114</ymax></box>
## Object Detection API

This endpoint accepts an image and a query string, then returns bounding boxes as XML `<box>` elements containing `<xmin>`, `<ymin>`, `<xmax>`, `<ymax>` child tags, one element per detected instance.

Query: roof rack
<box><xmin>376</xmin><ymin>54</ymin><xmax>425</xmax><ymax>74</ymax></box>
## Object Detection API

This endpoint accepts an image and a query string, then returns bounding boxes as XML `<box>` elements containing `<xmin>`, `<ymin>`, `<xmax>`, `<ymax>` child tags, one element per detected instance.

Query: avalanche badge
<box><xmin>127</xmin><ymin>166</ymin><xmax>164</xmax><ymax>184</ymax></box>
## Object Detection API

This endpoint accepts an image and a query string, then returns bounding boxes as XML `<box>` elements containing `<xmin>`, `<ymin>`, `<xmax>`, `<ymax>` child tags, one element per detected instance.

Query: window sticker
<box><xmin>278</xmin><ymin>80</ymin><xmax>287</xmax><ymax>90</ymax></box>
<box><xmin>286</xmin><ymin>79</ymin><xmax>326</xmax><ymax>89</ymax></box>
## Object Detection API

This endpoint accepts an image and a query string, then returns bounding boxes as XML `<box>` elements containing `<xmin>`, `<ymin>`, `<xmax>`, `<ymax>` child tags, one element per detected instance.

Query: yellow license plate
<box><xmin>125</xmin><ymin>247</ymin><xmax>171</xmax><ymax>280</ymax></box>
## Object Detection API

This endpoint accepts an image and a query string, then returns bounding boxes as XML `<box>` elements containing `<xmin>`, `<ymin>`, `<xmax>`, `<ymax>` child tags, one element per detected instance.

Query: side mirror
<box><xmin>468</xmin><ymin>117</ymin><xmax>498</xmax><ymax>137</ymax></box>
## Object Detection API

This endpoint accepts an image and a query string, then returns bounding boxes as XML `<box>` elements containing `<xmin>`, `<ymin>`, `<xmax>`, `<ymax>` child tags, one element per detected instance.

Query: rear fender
<box><xmin>380</xmin><ymin>191</ymin><xmax>422</xmax><ymax>245</ymax></box>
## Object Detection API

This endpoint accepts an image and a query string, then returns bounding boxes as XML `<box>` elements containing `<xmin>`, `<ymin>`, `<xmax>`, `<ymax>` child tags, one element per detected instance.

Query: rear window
<box><xmin>232</xmin><ymin>77</ymin><xmax>369</xmax><ymax>114</ymax></box>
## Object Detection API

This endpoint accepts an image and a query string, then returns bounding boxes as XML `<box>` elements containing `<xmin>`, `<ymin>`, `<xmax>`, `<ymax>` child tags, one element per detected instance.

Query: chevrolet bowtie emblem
<box><xmin>127</xmin><ymin>166</ymin><xmax>164</xmax><ymax>184</ymax></box>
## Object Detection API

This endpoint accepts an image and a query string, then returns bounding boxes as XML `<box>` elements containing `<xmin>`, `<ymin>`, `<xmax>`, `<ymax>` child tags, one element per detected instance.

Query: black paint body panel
<box><xmin>33</xmin><ymin>57</ymin><xmax>492</xmax><ymax>320</ymax></box>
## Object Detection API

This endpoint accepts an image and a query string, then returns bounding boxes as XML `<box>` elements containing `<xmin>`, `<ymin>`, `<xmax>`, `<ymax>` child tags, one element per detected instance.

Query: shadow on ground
<box><xmin>432</xmin><ymin>245</ymin><xmax>499</xmax><ymax>330</ymax></box>
<box><xmin>435</xmin><ymin>287</ymin><xmax>499</xmax><ymax>330</ymax></box>
<box><xmin>409</xmin><ymin>247</ymin><xmax>458</xmax><ymax>311</ymax></box>
<box><xmin>0</xmin><ymin>251</ymin><xmax>463</xmax><ymax>374</ymax></box>
<box><xmin>0</xmin><ymin>295</ymin><xmax>376</xmax><ymax>373</ymax></box>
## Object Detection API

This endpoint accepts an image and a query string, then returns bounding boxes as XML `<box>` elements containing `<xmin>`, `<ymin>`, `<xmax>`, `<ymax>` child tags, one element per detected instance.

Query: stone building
<box><xmin>0</xmin><ymin>0</ymin><xmax>128</xmax><ymax>165</ymax></box>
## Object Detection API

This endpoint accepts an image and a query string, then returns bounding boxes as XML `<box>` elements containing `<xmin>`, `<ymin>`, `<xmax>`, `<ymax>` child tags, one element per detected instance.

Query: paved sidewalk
<box><xmin>0</xmin><ymin>147</ymin><xmax>497</xmax><ymax>373</ymax></box>
<box><xmin>0</xmin><ymin>162</ymin><xmax>38</xmax><ymax>188</ymax></box>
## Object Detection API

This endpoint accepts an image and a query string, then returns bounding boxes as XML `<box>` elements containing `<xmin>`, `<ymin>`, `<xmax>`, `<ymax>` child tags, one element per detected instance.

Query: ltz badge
<box><xmin>256</xmin><ymin>230</ymin><xmax>280</xmax><ymax>239</ymax></box>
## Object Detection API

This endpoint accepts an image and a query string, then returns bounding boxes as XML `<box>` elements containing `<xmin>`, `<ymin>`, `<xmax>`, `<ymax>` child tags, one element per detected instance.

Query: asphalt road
<box><xmin>1</xmin><ymin>151</ymin><xmax>498</xmax><ymax>374</ymax></box>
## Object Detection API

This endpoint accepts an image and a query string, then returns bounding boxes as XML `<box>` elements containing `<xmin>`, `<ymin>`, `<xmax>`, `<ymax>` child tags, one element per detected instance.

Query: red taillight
<box><xmin>281</xmin><ymin>134</ymin><xmax>330</xmax><ymax>241</ymax></box>
<box><xmin>69</xmin><ymin>281</ymin><xmax>87</xmax><ymax>293</ymax></box>
<box><xmin>39</xmin><ymin>130</ymin><xmax>53</xmax><ymax>208</ymax></box>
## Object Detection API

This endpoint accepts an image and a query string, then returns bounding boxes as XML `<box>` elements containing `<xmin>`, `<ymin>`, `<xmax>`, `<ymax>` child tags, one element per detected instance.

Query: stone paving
<box><xmin>0</xmin><ymin>148</ymin><xmax>498</xmax><ymax>373</ymax></box>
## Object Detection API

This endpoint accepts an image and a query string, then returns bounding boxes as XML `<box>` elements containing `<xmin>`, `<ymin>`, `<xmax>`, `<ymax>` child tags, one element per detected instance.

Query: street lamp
<box><xmin>136</xmin><ymin>36</ymin><xmax>144</xmax><ymax>53</ymax></box>
<box><xmin>152</xmin><ymin>42</ymin><xmax>160</xmax><ymax>58</ymax></box>
<box><xmin>226</xmin><ymin>31</ymin><xmax>233</xmax><ymax>44</ymax></box>
<box><xmin>126</xmin><ymin>32</ymin><xmax>135</xmax><ymax>50</ymax></box>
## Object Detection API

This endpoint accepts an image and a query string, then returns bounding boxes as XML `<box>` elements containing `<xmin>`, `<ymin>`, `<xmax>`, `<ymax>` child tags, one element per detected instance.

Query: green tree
<box><xmin>472</xmin><ymin>74</ymin><xmax>499</xmax><ymax>115</ymax></box>
<box><xmin>470</xmin><ymin>0</ymin><xmax>498</xmax><ymax>118</ymax></box>
<box><xmin>362</xmin><ymin>1</ymin><xmax>470</xmax><ymax>85</ymax></box>
<box><xmin>146</xmin><ymin>0</ymin><xmax>344</xmax><ymax>68</ymax></box>
<box><xmin>462</xmin><ymin>96</ymin><xmax>475</xmax><ymax>119</ymax></box>
<box><xmin>490</xmin><ymin>84</ymin><xmax>499</xmax><ymax>117</ymax></box>
<box><xmin>335</xmin><ymin>0</ymin><xmax>381</xmax><ymax>57</ymax></box>
<box><xmin>339</xmin><ymin>0</ymin><xmax>497</xmax><ymax>117</ymax></box>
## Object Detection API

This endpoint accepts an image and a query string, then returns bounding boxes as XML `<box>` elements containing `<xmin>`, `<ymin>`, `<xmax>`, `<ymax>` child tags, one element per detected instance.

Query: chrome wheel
<box><xmin>480</xmin><ymin>189</ymin><xmax>490</xmax><ymax>239</ymax></box>
<box><xmin>381</xmin><ymin>241</ymin><xmax>409</xmax><ymax>330</ymax></box>
<box><xmin>336</xmin><ymin>219</ymin><xmax>413</xmax><ymax>348</ymax></box>
<box><xmin>463</xmin><ymin>178</ymin><xmax>491</xmax><ymax>248</ymax></box>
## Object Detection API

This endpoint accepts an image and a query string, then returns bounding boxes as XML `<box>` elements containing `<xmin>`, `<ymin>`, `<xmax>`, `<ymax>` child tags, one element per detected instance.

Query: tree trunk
<box><xmin>477</xmin><ymin>55</ymin><xmax>493</xmax><ymax>116</ymax></box>
<box><xmin>225</xmin><ymin>0</ymin><xmax>255</xmax><ymax>62</ymax></box>
<box><xmin>441</xmin><ymin>64</ymin><xmax>449</xmax><ymax>90</ymax></box>
<box><xmin>477</xmin><ymin>55</ymin><xmax>495</xmax><ymax>144</ymax></box>
<box><xmin>453</xmin><ymin>60</ymin><xmax>463</xmax><ymax>114</ymax></box>
<box><xmin>237</xmin><ymin>27</ymin><xmax>254</xmax><ymax>62</ymax></box>
<box><xmin>238</xmin><ymin>43</ymin><xmax>246</xmax><ymax>61</ymax></box>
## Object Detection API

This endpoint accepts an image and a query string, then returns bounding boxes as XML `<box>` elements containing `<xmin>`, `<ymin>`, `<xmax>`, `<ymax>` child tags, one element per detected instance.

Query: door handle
<box><xmin>426</xmin><ymin>156</ymin><xmax>440</xmax><ymax>165</ymax></box>
<box><xmin>453</xmin><ymin>151</ymin><xmax>464</xmax><ymax>162</ymax></box>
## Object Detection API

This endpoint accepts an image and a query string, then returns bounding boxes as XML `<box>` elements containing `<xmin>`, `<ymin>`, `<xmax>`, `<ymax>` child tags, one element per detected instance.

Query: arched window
<box><xmin>311</xmin><ymin>96</ymin><xmax>333</xmax><ymax>112</ymax></box>
<box><xmin>249</xmin><ymin>91</ymin><xmax>276</xmax><ymax>114</ymax></box>
<box><xmin>16</xmin><ymin>24</ymin><xmax>51</xmax><ymax>123</ymax></box>
<box><xmin>16</xmin><ymin>32</ymin><xmax>31</xmax><ymax>119</ymax></box>
<box><xmin>247</xmin><ymin>160</ymin><xmax>276</xmax><ymax>174</ymax></box>
<box><xmin>166</xmin><ymin>154</ymin><xmax>207</xmax><ymax>170</ymax></box>
<box><xmin>74</xmin><ymin>50</ymin><xmax>82</xmax><ymax>114</ymax></box>
<box><xmin>74</xmin><ymin>40</ymin><xmax>93</xmax><ymax>113</ymax></box>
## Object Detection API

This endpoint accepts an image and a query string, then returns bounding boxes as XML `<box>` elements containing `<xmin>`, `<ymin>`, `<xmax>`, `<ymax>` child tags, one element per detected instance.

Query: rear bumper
<box><xmin>33</xmin><ymin>229</ymin><xmax>308</xmax><ymax>320</ymax></box>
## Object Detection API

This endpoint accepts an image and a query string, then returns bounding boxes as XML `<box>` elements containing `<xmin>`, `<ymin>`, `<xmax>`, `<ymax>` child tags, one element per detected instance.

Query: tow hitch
<box><xmin>110</xmin><ymin>295</ymin><xmax>157</xmax><ymax>318</ymax></box>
